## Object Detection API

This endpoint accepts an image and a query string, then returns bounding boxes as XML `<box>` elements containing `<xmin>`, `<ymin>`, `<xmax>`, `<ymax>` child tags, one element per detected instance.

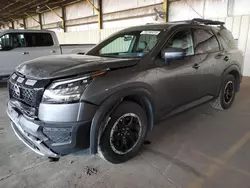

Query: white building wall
<box><xmin>233</xmin><ymin>0</ymin><xmax>250</xmax><ymax>15</ymax></box>
<box><xmin>169</xmin><ymin>0</ymin><xmax>250</xmax><ymax>76</ymax></box>
<box><xmin>103</xmin><ymin>0</ymin><xmax>162</xmax><ymax>13</ymax></box>
<box><xmin>103</xmin><ymin>16</ymin><xmax>156</xmax><ymax>28</ymax></box>
<box><xmin>42</xmin><ymin>8</ymin><xmax>62</xmax><ymax>25</ymax></box>
<box><xmin>26</xmin><ymin>15</ymin><xmax>40</xmax><ymax>28</ymax></box>
<box><xmin>66</xmin><ymin>1</ymin><xmax>96</xmax><ymax>20</ymax></box>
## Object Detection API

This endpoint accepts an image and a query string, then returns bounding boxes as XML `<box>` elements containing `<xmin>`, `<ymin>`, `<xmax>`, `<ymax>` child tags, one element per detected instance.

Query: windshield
<box><xmin>88</xmin><ymin>30</ymin><xmax>164</xmax><ymax>58</ymax></box>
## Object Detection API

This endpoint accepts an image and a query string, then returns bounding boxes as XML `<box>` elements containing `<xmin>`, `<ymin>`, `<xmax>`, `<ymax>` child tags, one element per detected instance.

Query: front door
<box><xmin>154</xmin><ymin>28</ymin><xmax>204</xmax><ymax>118</ymax></box>
<box><xmin>0</xmin><ymin>33</ymin><xmax>31</xmax><ymax>76</ymax></box>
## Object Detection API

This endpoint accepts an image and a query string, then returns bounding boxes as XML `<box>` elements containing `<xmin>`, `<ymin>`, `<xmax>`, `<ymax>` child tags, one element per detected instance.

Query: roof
<box><xmin>0</xmin><ymin>29</ymin><xmax>55</xmax><ymax>35</ymax></box>
<box><xmin>119</xmin><ymin>19</ymin><xmax>225</xmax><ymax>32</ymax></box>
<box><xmin>0</xmin><ymin>0</ymin><xmax>81</xmax><ymax>25</ymax></box>
<box><xmin>121</xmin><ymin>23</ymin><xmax>173</xmax><ymax>31</ymax></box>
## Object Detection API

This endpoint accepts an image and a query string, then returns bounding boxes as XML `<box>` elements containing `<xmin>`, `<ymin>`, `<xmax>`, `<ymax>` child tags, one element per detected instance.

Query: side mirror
<box><xmin>161</xmin><ymin>47</ymin><xmax>186</xmax><ymax>64</ymax></box>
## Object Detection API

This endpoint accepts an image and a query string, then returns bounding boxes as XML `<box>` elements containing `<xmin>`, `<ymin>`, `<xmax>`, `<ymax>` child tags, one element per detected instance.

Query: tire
<box><xmin>211</xmin><ymin>74</ymin><xmax>236</xmax><ymax>110</ymax></box>
<box><xmin>98</xmin><ymin>101</ymin><xmax>147</xmax><ymax>164</ymax></box>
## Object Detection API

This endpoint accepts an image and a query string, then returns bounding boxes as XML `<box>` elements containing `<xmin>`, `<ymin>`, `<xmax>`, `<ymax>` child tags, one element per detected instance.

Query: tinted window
<box><xmin>24</xmin><ymin>33</ymin><xmax>54</xmax><ymax>47</ymax></box>
<box><xmin>0</xmin><ymin>32</ymin><xmax>54</xmax><ymax>50</ymax></box>
<box><xmin>193</xmin><ymin>29</ymin><xmax>220</xmax><ymax>54</ymax></box>
<box><xmin>166</xmin><ymin>29</ymin><xmax>194</xmax><ymax>56</ymax></box>
<box><xmin>0</xmin><ymin>33</ymin><xmax>26</xmax><ymax>50</ymax></box>
<box><xmin>136</xmin><ymin>33</ymin><xmax>159</xmax><ymax>52</ymax></box>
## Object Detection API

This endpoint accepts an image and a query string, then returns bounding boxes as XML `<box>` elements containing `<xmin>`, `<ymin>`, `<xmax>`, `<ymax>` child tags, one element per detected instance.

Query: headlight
<box><xmin>42</xmin><ymin>76</ymin><xmax>92</xmax><ymax>104</ymax></box>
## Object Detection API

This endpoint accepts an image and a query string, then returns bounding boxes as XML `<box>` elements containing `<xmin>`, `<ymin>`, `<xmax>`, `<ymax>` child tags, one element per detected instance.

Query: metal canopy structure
<box><xmin>0</xmin><ymin>0</ymin><xmax>104</xmax><ymax>31</ymax></box>
<box><xmin>0</xmin><ymin>0</ymin><xmax>81</xmax><ymax>24</ymax></box>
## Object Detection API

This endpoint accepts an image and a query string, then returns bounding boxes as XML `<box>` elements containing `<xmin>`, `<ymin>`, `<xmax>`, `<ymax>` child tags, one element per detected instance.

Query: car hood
<box><xmin>16</xmin><ymin>54</ymin><xmax>140</xmax><ymax>79</ymax></box>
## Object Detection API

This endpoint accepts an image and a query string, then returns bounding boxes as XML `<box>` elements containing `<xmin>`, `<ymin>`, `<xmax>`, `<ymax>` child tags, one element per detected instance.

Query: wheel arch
<box><xmin>217</xmin><ymin>64</ymin><xmax>242</xmax><ymax>95</ymax></box>
<box><xmin>228</xmin><ymin>69</ymin><xmax>241</xmax><ymax>91</ymax></box>
<box><xmin>89</xmin><ymin>87</ymin><xmax>155</xmax><ymax>154</ymax></box>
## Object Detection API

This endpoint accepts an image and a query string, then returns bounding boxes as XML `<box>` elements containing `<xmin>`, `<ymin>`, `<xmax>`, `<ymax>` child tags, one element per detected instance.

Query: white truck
<box><xmin>0</xmin><ymin>29</ymin><xmax>95</xmax><ymax>79</ymax></box>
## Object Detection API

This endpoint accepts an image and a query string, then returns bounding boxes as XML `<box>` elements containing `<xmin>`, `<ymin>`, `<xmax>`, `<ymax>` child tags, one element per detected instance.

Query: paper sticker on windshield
<box><xmin>140</xmin><ymin>31</ymin><xmax>160</xmax><ymax>35</ymax></box>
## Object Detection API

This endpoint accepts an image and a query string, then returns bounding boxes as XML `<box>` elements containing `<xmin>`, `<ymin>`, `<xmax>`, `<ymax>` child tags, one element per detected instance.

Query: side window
<box><xmin>193</xmin><ymin>29</ymin><xmax>220</xmax><ymax>54</ymax></box>
<box><xmin>24</xmin><ymin>33</ymin><xmax>54</xmax><ymax>47</ymax></box>
<box><xmin>0</xmin><ymin>33</ymin><xmax>26</xmax><ymax>51</ymax></box>
<box><xmin>136</xmin><ymin>34</ymin><xmax>158</xmax><ymax>52</ymax></box>
<box><xmin>166</xmin><ymin>29</ymin><xmax>194</xmax><ymax>56</ymax></box>
<box><xmin>0</xmin><ymin>34</ymin><xmax>11</xmax><ymax>51</ymax></box>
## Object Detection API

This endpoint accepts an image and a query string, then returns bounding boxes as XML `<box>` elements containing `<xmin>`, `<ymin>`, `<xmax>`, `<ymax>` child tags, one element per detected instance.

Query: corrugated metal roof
<box><xmin>0</xmin><ymin>0</ymin><xmax>81</xmax><ymax>25</ymax></box>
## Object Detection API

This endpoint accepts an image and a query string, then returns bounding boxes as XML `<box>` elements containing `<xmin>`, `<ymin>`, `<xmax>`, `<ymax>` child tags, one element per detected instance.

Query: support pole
<box><xmin>23</xmin><ymin>18</ymin><xmax>26</xmax><ymax>29</ymax></box>
<box><xmin>38</xmin><ymin>13</ymin><xmax>43</xmax><ymax>29</ymax></box>
<box><xmin>163</xmin><ymin>0</ymin><xmax>169</xmax><ymax>22</ymax></box>
<box><xmin>98</xmin><ymin>0</ymin><xmax>103</xmax><ymax>30</ymax></box>
<box><xmin>62</xmin><ymin>6</ymin><xmax>67</xmax><ymax>32</ymax></box>
<box><xmin>11</xmin><ymin>21</ymin><xmax>14</xmax><ymax>29</ymax></box>
<box><xmin>86</xmin><ymin>0</ymin><xmax>103</xmax><ymax>30</ymax></box>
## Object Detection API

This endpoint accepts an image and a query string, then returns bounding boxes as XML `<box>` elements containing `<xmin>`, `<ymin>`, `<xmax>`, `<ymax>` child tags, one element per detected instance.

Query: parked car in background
<box><xmin>0</xmin><ymin>29</ymin><xmax>95</xmax><ymax>79</ymax></box>
<box><xmin>7</xmin><ymin>19</ymin><xmax>243</xmax><ymax>164</ymax></box>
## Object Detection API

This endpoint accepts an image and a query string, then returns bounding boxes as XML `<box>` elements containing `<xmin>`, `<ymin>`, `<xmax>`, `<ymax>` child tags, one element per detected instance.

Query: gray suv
<box><xmin>7</xmin><ymin>19</ymin><xmax>243</xmax><ymax>164</ymax></box>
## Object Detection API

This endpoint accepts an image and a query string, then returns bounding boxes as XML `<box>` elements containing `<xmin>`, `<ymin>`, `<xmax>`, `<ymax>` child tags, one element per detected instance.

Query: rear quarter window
<box><xmin>216</xmin><ymin>28</ymin><xmax>237</xmax><ymax>49</ymax></box>
<box><xmin>193</xmin><ymin>29</ymin><xmax>220</xmax><ymax>54</ymax></box>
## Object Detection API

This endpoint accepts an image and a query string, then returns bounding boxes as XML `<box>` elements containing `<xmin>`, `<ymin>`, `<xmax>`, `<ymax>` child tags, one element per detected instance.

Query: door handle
<box><xmin>51</xmin><ymin>50</ymin><xmax>56</xmax><ymax>53</ymax></box>
<box><xmin>215</xmin><ymin>52</ymin><xmax>225</xmax><ymax>59</ymax></box>
<box><xmin>22</xmin><ymin>52</ymin><xmax>29</xmax><ymax>55</ymax></box>
<box><xmin>192</xmin><ymin>63</ymin><xmax>200</xmax><ymax>69</ymax></box>
<box><xmin>224</xmin><ymin>56</ymin><xmax>229</xmax><ymax>61</ymax></box>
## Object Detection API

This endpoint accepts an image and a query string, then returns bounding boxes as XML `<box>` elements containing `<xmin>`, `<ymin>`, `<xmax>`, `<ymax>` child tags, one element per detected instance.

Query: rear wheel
<box><xmin>98</xmin><ymin>101</ymin><xmax>147</xmax><ymax>164</ymax></box>
<box><xmin>211</xmin><ymin>74</ymin><xmax>236</xmax><ymax>110</ymax></box>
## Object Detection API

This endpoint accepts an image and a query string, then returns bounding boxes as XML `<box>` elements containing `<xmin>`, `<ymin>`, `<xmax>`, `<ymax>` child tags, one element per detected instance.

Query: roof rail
<box><xmin>191</xmin><ymin>18</ymin><xmax>225</xmax><ymax>26</ymax></box>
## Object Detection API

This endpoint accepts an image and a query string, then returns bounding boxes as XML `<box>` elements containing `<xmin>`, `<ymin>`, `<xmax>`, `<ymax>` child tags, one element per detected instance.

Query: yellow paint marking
<box><xmin>219</xmin><ymin>132</ymin><xmax>250</xmax><ymax>162</ymax></box>
<box><xmin>193</xmin><ymin>150</ymin><xmax>224</xmax><ymax>165</ymax></box>
<box><xmin>188</xmin><ymin>132</ymin><xmax>250</xmax><ymax>188</ymax></box>
<box><xmin>194</xmin><ymin>150</ymin><xmax>250</xmax><ymax>178</ymax></box>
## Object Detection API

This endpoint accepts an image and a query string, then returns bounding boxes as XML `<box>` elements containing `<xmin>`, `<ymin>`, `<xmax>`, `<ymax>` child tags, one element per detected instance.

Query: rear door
<box><xmin>154</xmin><ymin>28</ymin><xmax>205</xmax><ymax>117</ymax></box>
<box><xmin>23</xmin><ymin>32</ymin><xmax>60</xmax><ymax>60</ymax></box>
<box><xmin>192</xmin><ymin>28</ymin><xmax>224</xmax><ymax>97</ymax></box>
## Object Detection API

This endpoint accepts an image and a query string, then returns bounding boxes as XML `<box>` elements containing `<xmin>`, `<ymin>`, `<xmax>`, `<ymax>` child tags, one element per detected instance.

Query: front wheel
<box><xmin>98</xmin><ymin>101</ymin><xmax>147</xmax><ymax>164</ymax></box>
<box><xmin>211</xmin><ymin>74</ymin><xmax>236</xmax><ymax>110</ymax></box>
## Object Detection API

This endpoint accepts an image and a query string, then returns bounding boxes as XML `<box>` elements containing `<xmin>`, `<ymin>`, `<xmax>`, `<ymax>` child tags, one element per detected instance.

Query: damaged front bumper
<box><xmin>7</xmin><ymin>102</ymin><xmax>59</xmax><ymax>158</ymax></box>
<box><xmin>7</xmin><ymin>100</ymin><xmax>94</xmax><ymax>158</ymax></box>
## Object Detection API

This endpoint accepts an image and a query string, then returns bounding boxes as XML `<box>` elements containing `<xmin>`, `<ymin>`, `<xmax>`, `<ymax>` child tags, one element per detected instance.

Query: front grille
<box><xmin>9</xmin><ymin>80</ymin><xmax>44</xmax><ymax>108</ymax></box>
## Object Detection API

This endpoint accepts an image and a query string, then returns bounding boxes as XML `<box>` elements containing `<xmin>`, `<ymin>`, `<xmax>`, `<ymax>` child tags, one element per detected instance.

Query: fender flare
<box><xmin>89</xmin><ymin>87</ymin><xmax>154</xmax><ymax>154</ymax></box>
<box><xmin>217</xmin><ymin>64</ymin><xmax>241</xmax><ymax>95</ymax></box>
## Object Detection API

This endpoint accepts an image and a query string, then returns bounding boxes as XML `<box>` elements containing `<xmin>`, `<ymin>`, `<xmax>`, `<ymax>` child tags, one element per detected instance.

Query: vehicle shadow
<box><xmin>139</xmin><ymin>102</ymin><xmax>215</xmax><ymax>178</ymax></box>
<box><xmin>145</xmin><ymin>102</ymin><xmax>213</xmax><ymax>146</ymax></box>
